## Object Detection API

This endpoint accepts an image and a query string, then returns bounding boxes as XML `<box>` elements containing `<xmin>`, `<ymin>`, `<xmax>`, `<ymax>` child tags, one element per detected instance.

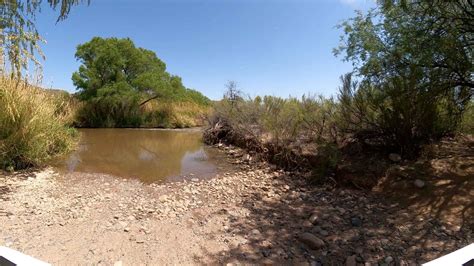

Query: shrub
<box><xmin>205</xmin><ymin>89</ymin><xmax>342</xmax><ymax>171</ymax></box>
<box><xmin>338</xmin><ymin>73</ymin><xmax>467</xmax><ymax>156</ymax></box>
<box><xmin>0</xmin><ymin>76</ymin><xmax>77</xmax><ymax>170</ymax></box>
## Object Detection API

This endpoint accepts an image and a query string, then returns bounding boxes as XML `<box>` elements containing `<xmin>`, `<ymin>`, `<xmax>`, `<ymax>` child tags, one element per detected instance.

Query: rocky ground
<box><xmin>0</xmin><ymin>142</ymin><xmax>472</xmax><ymax>265</ymax></box>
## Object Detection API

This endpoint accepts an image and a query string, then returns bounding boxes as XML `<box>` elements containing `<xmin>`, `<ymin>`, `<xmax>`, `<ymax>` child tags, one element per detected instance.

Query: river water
<box><xmin>54</xmin><ymin>128</ymin><xmax>229</xmax><ymax>183</ymax></box>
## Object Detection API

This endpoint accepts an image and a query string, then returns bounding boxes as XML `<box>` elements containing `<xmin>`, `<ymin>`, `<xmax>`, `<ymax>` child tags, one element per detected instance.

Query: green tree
<box><xmin>0</xmin><ymin>0</ymin><xmax>88</xmax><ymax>76</ymax></box>
<box><xmin>72</xmin><ymin>37</ymin><xmax>184</xmax><ymax>102</ymax></box>
<box><xmin>335</xmin><ymin>0</ymin><xmax>473</xmax><ymax>156</ymax></box>
<box><xmin>72</xmin><ymin>37</ymin><xmax>210</xmax><ymax>127</ymax></box>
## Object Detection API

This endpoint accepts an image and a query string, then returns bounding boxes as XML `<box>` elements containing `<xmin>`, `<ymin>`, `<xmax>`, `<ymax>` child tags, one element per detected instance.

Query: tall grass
<box><xmin>142</xmin><ymin>100</ymin><xmax>211</xmax><ymax>128</ymax></box>
<box><xmin>0</xmin><ymin>76</ymin><xmax>77</xmax><ymax>170</ymax></box>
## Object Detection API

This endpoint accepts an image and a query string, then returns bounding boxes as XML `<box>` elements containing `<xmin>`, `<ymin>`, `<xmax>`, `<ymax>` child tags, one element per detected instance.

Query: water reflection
<box><xmin>55</xmin><ymin>128</ymin><xmax>226</xmax><ymax>183</ymax></box>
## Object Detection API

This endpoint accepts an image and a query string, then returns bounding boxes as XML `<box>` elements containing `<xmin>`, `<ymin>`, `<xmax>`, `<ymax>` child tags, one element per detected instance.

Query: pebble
<box><xmin>159</xmin><ymin>195</ymin><xmax>168</xmax><ymax>202</ymax></box>
<box><xmin>345</xmin><ymin>255</ymin><xmax>357</xmax><ymax>266</ymax></box>
<box><xmin>309</xmin><ymin>213</ymin><xmax>320</xmax><ymax>225</ymax></box>
<box><xmin>351</xmin><ymin>217</ymin><xmax>362</xmax><ymax>227</ymax></box>
<box><xmin>414</xmin><ymin>179</ymin><xmax>425</xmax><ymax>188</ymax></box>
<box><xmin>250</xmin><ymin>229</ymin><xmax>261</xmax><ymax>238</ymax></box>
<box><xmin>389</xmin><ymin>153</ymin><xmax>402</xmax><ymax>162</ymax></box>
<box><xmin>298</xmin><ymin>232</ymin><xmax>325</xmax><ymax>250</ymax></box>
<box><xmin>385</xmin><ymin>256</ymin><xmax>394</xmax><ymax>264</ymax></box>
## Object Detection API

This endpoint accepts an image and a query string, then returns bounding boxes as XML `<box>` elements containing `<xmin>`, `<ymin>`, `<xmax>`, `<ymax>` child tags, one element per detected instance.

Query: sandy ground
<box><xmin>0</xmin><ymin>143</ymin><xmax>472</xmax><ymax>265</ymax></box>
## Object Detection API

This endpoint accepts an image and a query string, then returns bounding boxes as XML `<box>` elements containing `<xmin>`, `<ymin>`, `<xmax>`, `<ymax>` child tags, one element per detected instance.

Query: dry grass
<box><xmin>0</xmin><ymin>76</ymin><xmax>77</xmax><ymax>169</ymax></box>
<box><xmin>142</xmin><ymin>100</ymin><xmax>211</xmax><ymax>128</ymax></box>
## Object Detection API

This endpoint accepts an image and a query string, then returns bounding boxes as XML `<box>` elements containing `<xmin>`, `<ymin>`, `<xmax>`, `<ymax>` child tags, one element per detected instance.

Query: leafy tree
<box><xmin>335</xmin><ymin>0</ymin><xmax>473</xmax><ymax>156</ymax></box>
<box><xmin>72</xmin><ymin>37</ymin><xmax>210</xmax><ymax>127</ymax></box>
<box><xmin>0</xmin><ymin>0</ymin><xmax>89</xmax><ymax>76</ymax></box>
<box><xmin>72</xmin><ymin>37</ymin><xmax>190</xmax><ymax>102</ymax></box>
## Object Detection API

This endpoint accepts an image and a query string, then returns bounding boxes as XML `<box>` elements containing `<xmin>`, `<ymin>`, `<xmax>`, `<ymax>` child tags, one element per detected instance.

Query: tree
<box><xmin>0</xmin><ymin>0</ymin><xmax>89</xmax><ymax>76</ymax></box>
<box><xmin>335</xmin><ymin>0</ymin><xmax>473</xmax><ymax>156</ymax></box>
<box><xmin>72</xmin><ymin>37</ymin><xmax>180</xmax><ymax>102</ymax></box>
<box><xmin>72</xmin><ymin>37</ymin><xmax>210</xmax><ymax>127</ymax></box>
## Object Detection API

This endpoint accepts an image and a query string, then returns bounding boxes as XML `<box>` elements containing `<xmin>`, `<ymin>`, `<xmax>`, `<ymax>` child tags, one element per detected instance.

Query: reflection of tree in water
<box><xmin>65</xmin><ymin>129</ymin><xmax>205</xmax><ymax>182</ymax></box>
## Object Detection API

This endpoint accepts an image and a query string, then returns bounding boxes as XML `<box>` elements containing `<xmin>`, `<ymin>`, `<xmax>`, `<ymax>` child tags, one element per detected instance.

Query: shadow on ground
<box><xmin>198</xmin><ymin>137</ymin><xmax>473</xmax><ymax>265</ymax></box>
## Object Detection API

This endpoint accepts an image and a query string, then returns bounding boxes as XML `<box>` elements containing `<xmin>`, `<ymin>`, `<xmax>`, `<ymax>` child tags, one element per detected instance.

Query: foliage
<box><xmin>72</xmin><ymin>37</ymin><xmax>210</xmax><ymax>128</ymax></box>
<box><xmin>205</xmin><ymin>85</ymin><xmax>342</xmax><ymax>172</ymax></box>
<box><xmin>459</xmin><ymin>100</ymin><xmax>474</xmax><ymax>135</ymax></box>
<box><xmin>0</xmin><ymin>75</ymin><xmax>77</xmax><ymax>169</ymax></box>
<box><xmin>0</xmin><ymin>0</ymin><xmax>89</xmax><ymax>76</ymax></box>
<box><xmin>334</xmin><ymin>0</ymin><xmax>473</xmax><ymax>156</ymax></box>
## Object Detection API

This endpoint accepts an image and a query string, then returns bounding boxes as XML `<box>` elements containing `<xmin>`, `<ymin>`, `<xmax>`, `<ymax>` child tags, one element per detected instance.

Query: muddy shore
<box><xmin>0</xmin><ymin>144</ymin><xmax>472</xmax><ymax>265</ymax></box>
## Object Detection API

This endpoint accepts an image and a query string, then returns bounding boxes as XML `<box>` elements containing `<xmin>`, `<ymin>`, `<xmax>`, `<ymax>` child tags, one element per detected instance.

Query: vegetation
<box><xmin>205</xmin><ymin>85</ymin><xmax>342</xmax><ymax>176</ymax></box>
<box><xmin>205</xmin><ymin>0</ymin><xmax>473</xmax><ymax>179</ymax></box>
<box><xmin>0</xmin><ymin>76</ymin><xmax>77</xmax><ymax>170</ymax></box>
<box><xmin>334</xmin><ymin>0</ymin><xmax>473</xmax><ymax>156</ymax></box>
<box><xmin>72</xmin><ymin>37</ymin><xmax>210</xmax><ymax>128</ymax></box>
<box><xmin>1</xmin><ymin>0</ymin><xmax>89</xmax><ymax>76</ymax></box>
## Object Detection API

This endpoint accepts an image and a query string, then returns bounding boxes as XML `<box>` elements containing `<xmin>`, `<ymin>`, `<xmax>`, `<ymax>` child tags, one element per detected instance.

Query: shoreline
<box><xmin>0</xmin><ymin>143</ymin><xmax>472</xmax><ymax>265</ymax></box>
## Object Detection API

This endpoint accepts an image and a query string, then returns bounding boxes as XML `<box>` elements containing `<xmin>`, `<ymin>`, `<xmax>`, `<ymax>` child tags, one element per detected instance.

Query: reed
<box><xmin>0</xmin><ymin>76</ymin><xmax>77</xmax><ymax>170</ymax></box>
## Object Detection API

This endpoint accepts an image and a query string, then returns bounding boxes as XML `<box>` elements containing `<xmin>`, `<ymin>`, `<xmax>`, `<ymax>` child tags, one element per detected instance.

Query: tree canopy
<box><xmin>72</xmin><ymin>37</ymin><xmax>209</xmax><ymax>105</ymax></box>
<box><xmin>335</xmin><ymin>0</ymin><xmax>473</xmax><ymax>155</ymax></box>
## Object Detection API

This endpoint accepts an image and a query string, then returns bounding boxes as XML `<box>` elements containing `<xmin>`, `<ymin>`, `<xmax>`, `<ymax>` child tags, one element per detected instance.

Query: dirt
<box><xmin>0</xmin><ymin>140</ymin><xmax>472</xmax><ymax>265</ymax></box>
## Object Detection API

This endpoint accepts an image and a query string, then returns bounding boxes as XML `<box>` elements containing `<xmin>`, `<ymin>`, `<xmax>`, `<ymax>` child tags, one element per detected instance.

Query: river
<box><xmin>54</xmin><ymin>128</ymin><xmax>230</xmax><ymax>183</ymax></box>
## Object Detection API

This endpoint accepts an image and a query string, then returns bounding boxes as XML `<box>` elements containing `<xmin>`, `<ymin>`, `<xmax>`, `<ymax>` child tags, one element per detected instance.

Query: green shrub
<box><xmin>0</xmin><ymin>76</ymin><xmax>77</xmax><ymax>170</ymax></box>
<box><xmin>338</xmin><ymin>73</ymin><xmax>466</xmax><ymax>156</ymax></box>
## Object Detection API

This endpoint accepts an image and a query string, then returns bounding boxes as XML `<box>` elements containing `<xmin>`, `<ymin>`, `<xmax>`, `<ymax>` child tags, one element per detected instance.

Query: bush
<box><xmin>205</xmin><ymin>91</ymin><xmax>342</xmax><ymax>171</ymax></box>
<box><xmin>459</xmin><ymin>101</ymin><xmax>474</xmax><ymax>135</ymax></box>
<box><xmin>338</xmin><ymin>73</ymin><xmax>467</xmax><ymax>157</ymax></box>
<box><xmin>0</xmin><ymin>76</ymin><xmax>77</xmax><ymax>170</ymax></box>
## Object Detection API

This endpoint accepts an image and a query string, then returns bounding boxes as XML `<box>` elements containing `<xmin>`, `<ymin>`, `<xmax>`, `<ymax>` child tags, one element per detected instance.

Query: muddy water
<box><xmin>54</xmin><ymin>128</ymin><xmax>230</xmax><ymax>183</ymax></box>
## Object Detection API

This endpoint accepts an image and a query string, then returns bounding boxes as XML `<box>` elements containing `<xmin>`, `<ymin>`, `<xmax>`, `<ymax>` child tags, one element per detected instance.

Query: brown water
<box><xmin>54</xmin><ymin>128</ymin><xmax>229</xmax><ymax>183</ymax></box>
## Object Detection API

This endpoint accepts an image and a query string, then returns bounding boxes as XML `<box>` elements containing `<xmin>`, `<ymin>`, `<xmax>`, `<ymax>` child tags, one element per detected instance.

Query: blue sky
<box><xmin>36</xmin><ymin>0</ymin><xmax>374</xmax><ymax>99</ymax></box>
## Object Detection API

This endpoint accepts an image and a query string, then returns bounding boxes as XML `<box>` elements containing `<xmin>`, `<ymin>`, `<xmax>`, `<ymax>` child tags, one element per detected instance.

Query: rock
<box><xmin>250</xmin><ymin>229</ymin><xmax>261</xmax><ymax>238</ymax></box>
<box><xmin>345</xmin><ymin>255</ymin><xmax>357</xmax><ymax>266</ymax></box>
<box><xmin>385</xmin><ymin>256</ymin><xmax>394</xmax><ymax>264</ymax></box>
<box><xmin>283</xmin><ymin>185</ymin><xmax>290</xmax><ymax>190</ymax></box>
<box><xmin>320</xmin><ymin>230</ymin><xmax>329</xmax><ymax>236</ymax></box>
<box><xmin>136</xmin><ymin>235</ymin><xmax>146</xmax><ymax>243</ymax></box>
<box><xmin>114</xmin><ymin>261</ymin><xmax>123</xmax><ymax>266</ymax></box>
<box><xmin>303</xmin><ymin>220</ymin><xmax>313</xmax><ymax>227</ymax></box>
<box><xmin>309</xmin><ymin>213</ymin><xmax>320</xmax><ymax>225</ymax></box>
<box><xmin>191</xmin><ymin>178</ymin><xmax>199</xmax><ymax>182</ymax></box>
<box><xmin>414</xmin><ymin>179</ymin><xmax>425</xmax><ymax>188</ymax></box>
<box><xmin>351</xmin><ymin>217</ymin><xmax>362</xmax><ymax>227</ymax></box>
<box><xmin>389</xmin><ymin>153</ymin><xmax>401</xmax><ymax>162</ymax></box>
<box><xmin>298</xmin><ymin>232</ymin><xmax>325</xmax><ymax>250</ymax></box>
<box><xmin>159</xmin><ymin>195</ymin><xmax>168</xmax><ymax>202</ymax></box>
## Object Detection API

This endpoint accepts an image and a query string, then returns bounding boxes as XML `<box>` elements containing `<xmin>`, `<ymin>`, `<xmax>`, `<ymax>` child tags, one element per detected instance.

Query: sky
<box><xmin>35</xmin><ymin>0</ymin><xmax>375</xmax><ymax>100</ymax></box>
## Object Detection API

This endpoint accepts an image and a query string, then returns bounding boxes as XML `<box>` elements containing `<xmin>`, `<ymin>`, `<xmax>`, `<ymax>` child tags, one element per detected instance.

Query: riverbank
<box><xmin>0</xmin><ymin>141</ymin><xmax>472</xmax><ymax>265</ymax></box>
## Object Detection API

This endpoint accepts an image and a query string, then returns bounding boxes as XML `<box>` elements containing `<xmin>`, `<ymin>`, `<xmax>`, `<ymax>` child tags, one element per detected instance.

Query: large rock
<box><xmin>299</xmin><ymin>232</ymin><xmax>325</xmax><ymax>250</ymax></box>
